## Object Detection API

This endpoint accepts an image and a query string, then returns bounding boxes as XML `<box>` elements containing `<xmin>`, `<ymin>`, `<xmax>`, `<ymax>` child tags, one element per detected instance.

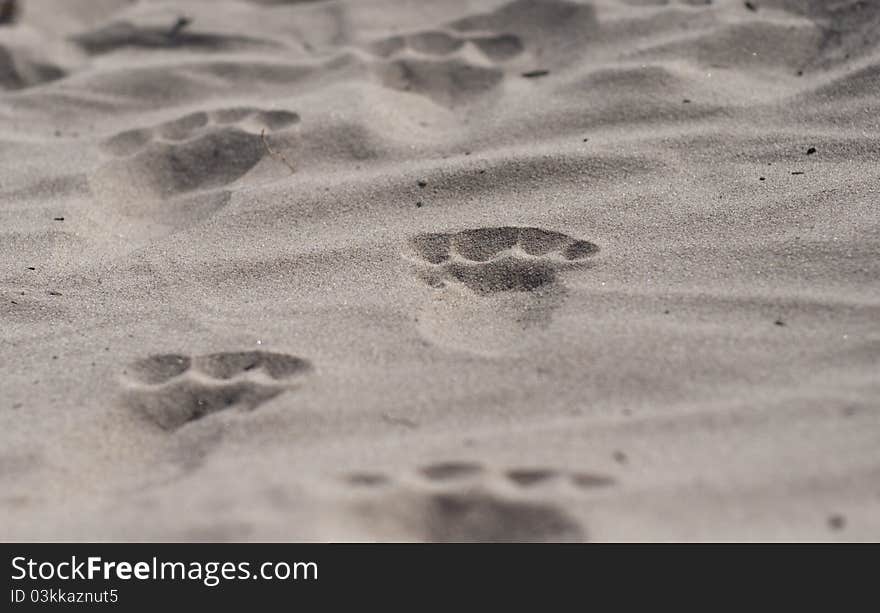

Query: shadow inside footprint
<box><xmin>72</xmin><ymin>21</ymin><xmax>272</xmax><ymax>55</ymax></box>
<box><xmin>143</xmin><ymin>130</ymin><xmax>266</xmax><ymax>195</ymax></box>
<box><xmin>350</xmin><ymin>484</ymin><xmax>586</xmax><ymax>542</ymax></box>
<box><xmin>425</xmin><ymin>491</ymin><xmax>584</xmax><ymax>542</ymax></box>
<box><xmin>406</xmin><ymin>226</ymin><xmax>599</xmax><ymax>354</ymax></box>
<box><xmin>123</xmin><ymin>350</ymin><xmax>311</xmax><ymax>431</ymax></box>
<box><xmin>449</xmin><ymin>0</ymin><xmax>598</xmax><ymax>64</ymax></box>
<box><xmin>196</xmin><ymin>351</ymin><xmax>310</xmax><ymax>381</ymax></box>
<box><xmin>446</xmin><ymin>258</ymin><xmax>557</xmax><ymax>294</ymax></box>
<box><xmin>420</xmin><ymin>461</ymin><xmax>485</xmax><ymax>480</ymax></box>
<box><xmin>0</xmin><ymin>44</ymin><xmax>66</xmax><ymax>90</ymax></box>
<box><xmin>346</xmin><ymin>472</ymin><xmax>392</xmax><ymax>487</ymax></box>
<box><xmin>91</xmin><ymin>107</ymin><xmax>299</xmax><ymax>238</ymax></box>
<box><xmin>127</xmin><ymin>353</ymin><xmax>191</xmax><ymax>385</ymax></box>
<box><xmin>128</xmin><ymin>378</ymin><xmax>286</xmax><ymax>431</ymax></box>
<box><xmin>505</xmin><ymin>468</ymin><xmax>559</xmax><ymax>486</ymax></box>
<box><xmin>344</xmin><ymin>462</ymin><xmax>614</xmax><ymax>541</ymax></box>
<box><xmin>408</xmin><ymin>226</ymin><xmax>599</xmax><ymax>295</ymax></box>
<box><xmin>373</xmin><ymin>58</ymin><xmax>504</xmax><ymax>106</ymax></box>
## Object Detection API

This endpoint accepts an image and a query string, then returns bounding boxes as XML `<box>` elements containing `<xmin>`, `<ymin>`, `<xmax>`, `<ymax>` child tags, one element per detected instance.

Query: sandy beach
<box><xmin>1</xmin><ymin>0</ymin><xmax>878</xmax><ymax>541</ymax></box>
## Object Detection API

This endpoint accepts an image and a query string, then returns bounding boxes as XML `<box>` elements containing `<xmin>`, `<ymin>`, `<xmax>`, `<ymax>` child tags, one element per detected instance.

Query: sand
<box><xmin>1</xmin><ymin>0</ymin><xmax>878</xmax><ymax>542</ymax></box>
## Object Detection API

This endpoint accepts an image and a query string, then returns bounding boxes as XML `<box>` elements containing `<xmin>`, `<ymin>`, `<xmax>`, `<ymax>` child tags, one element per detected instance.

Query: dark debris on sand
<box><xmin>827</xmin><ymin>514</ymin><xmax>846</xmax><ymax>531</ymax></box>
<box><xmin>168</xmin><ymin>16</ymin><xmax>192</xmax><ymax>39</ymax></box>
<box><xmin>0</xmin><ymin>0</ymin><xmax>17</xmax><ymax>25</ymax></box>
<box><xmin>521</xmin><ymin>70</ymin><xmax>550</xmax><ymax>78</ymax></box>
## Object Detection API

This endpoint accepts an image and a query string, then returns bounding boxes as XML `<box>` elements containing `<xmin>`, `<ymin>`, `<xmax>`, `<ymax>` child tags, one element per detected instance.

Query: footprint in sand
<box><xmin>90</xmin><ymin>107</ymin><xmax>299</xmax><ymax>238</ymax></box>
<box><xmin>367</xmin><ymin>28</ymin><xmax>524</xmax><ymax>63</ymax></box>
<box><xmin>342</xmin><ymin>461</ymin><xmax>615</xmax><ymax>542</ymax></box>
<box><xmin>364</xmin><ymin>0</ymin><xmax>599</xmax><ymax>106</ymax></box>
<box><xmin>0</xmin><ymin>44</ymin><xmax>66</xmax><ymax>90</ymax></box>
<box><xmin>364</xmin><ymin>10</ymin><xmax>526</xmax><ymax>106</ymax></box>
<box><xmin>122</xmin><ymin>351</ymin><xmax>311</xmax><ymax>431</ymax></box>
<box><xmin>408</xmin><ymin>226</ymin><xmax>598</xmax><ymax>294</ymax></box>
<box><xmin>404</xmin><ymin>226</ymin><xmax>600</xmax><ymax>354</ymax></box>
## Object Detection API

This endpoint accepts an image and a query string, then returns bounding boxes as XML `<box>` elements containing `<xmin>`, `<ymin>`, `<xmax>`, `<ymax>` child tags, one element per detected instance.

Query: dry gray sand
<box><xmin>1</xmin><ymin>0</ymin><xmax>879</xmax><ymax>541</ymax></box>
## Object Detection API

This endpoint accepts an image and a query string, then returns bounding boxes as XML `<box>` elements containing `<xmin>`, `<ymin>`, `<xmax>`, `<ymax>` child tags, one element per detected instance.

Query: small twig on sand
<box><xmin>0</xmin><ymin>0</ymin><xmax>19</xmax><ymax>25</ymax></box>
<box><xmin>381</xmin><ymin>413</ymin><xmax>418</xmax><ymax>429</ymax></box>
<box><xmin>261</xmin><ymin>129</ymin><xmax>296</xmax><ymax>174</ymax></box>
<box><xmin>168</xmin><ymin>16</ymin><xmax>192</xmax><ymax>39</ymax></box>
